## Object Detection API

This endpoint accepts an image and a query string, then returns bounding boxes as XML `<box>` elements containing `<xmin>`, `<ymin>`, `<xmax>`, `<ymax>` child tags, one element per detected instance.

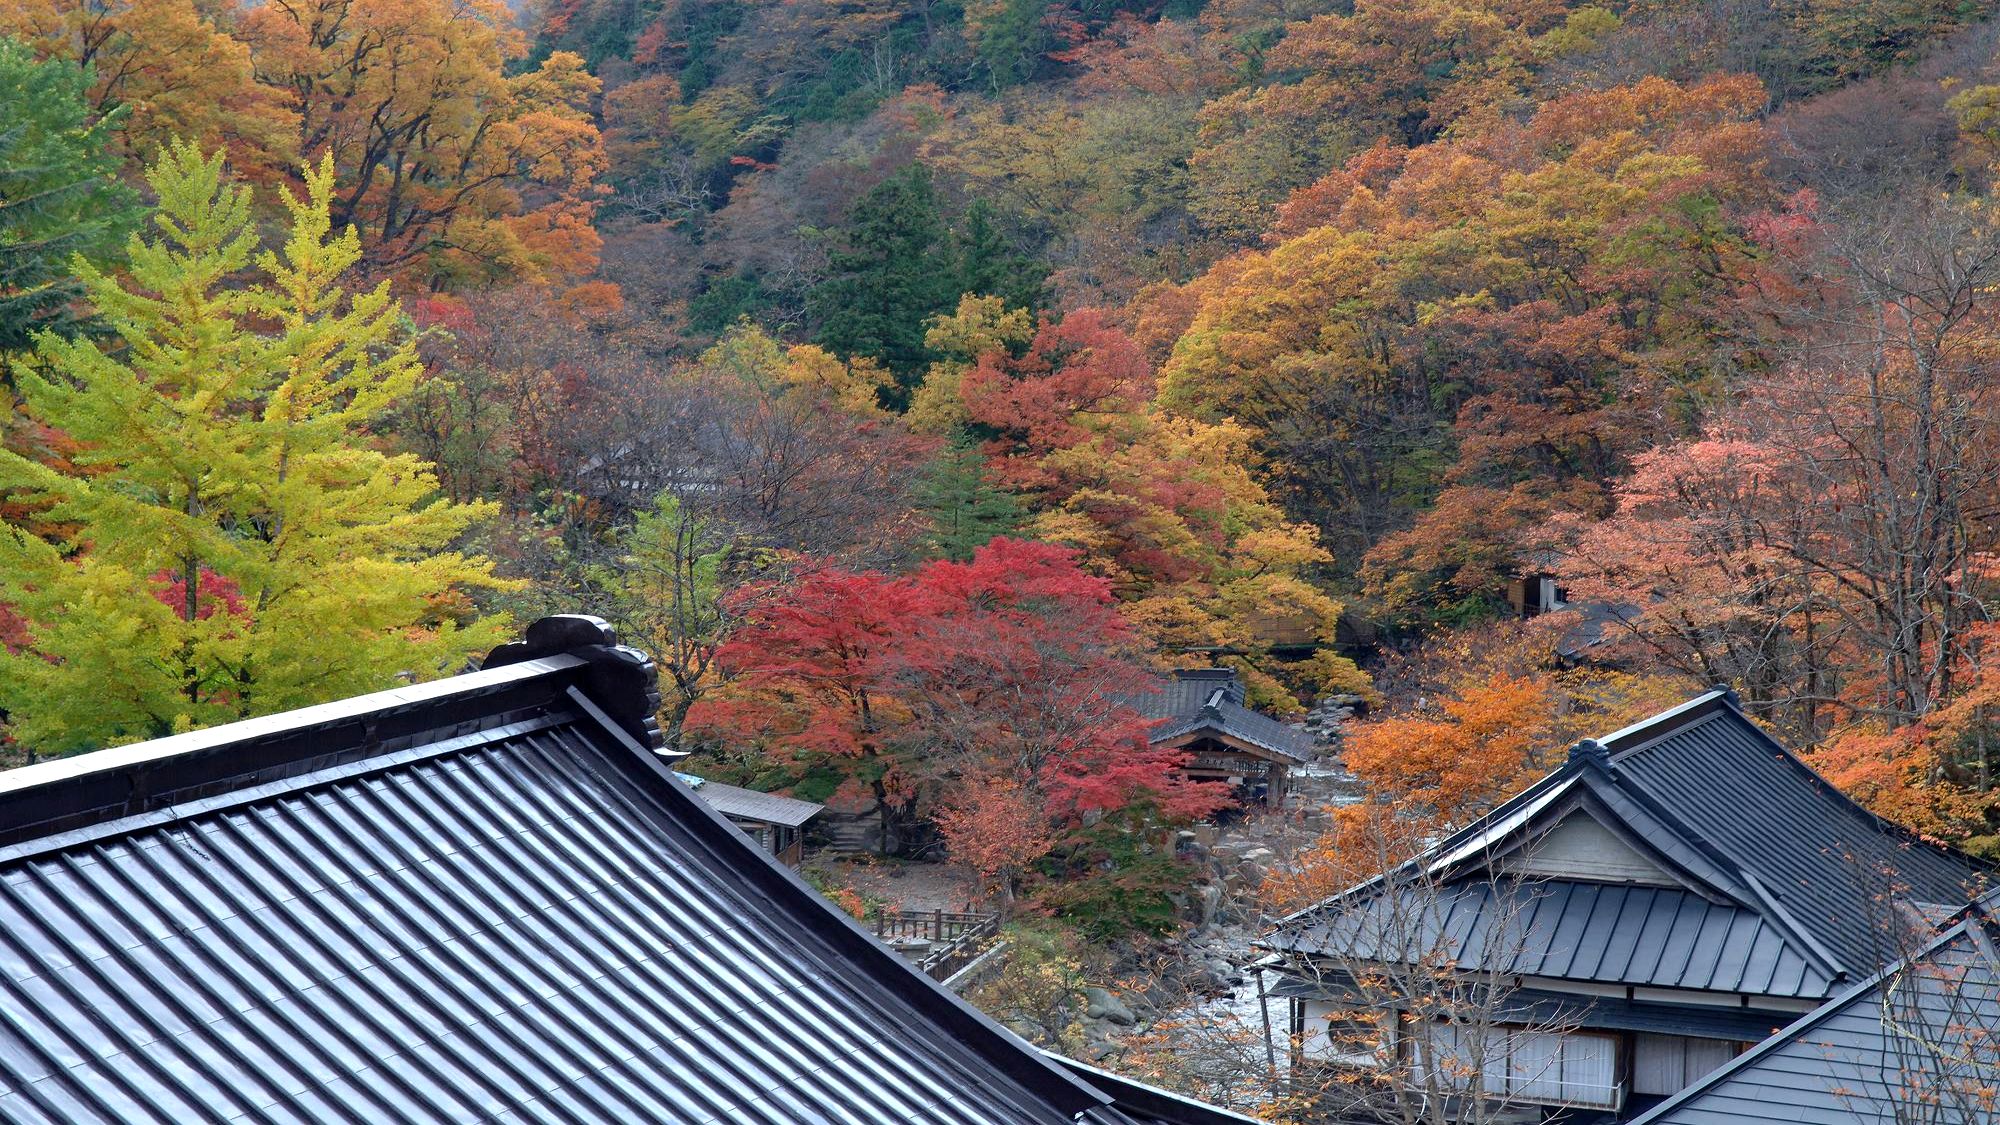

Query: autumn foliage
<box><xmin>687</xmin><ymin>539</ymin><xmax>1226</xmax><ymax>886</ymax></box>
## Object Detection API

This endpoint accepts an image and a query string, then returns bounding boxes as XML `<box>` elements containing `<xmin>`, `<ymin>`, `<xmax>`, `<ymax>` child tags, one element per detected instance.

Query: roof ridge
<box><xmin>1597</xmin><ymin>688</ymin><xmax>1734</xmax><ymax>757</ymax></box>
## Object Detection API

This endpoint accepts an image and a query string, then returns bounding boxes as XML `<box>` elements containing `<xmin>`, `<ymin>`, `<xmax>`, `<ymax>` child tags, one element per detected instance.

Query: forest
<box><xmin>5</xmin><ymin>0</ymin><xmax>2000</xmax><ymax>1114</ymax></box>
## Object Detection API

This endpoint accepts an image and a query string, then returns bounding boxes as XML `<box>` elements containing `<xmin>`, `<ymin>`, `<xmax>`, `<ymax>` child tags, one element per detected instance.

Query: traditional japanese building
<box><xmin>0</xmin><ymin>616</ymin><xmax>1259</xmax><ymax>1125</ymax></box>
<box><xmin>1267</xmin><ymin>688</ymin><xmax>1990</xmax><ymax>1122</ymax></box>
<box><xmin>677</xmin><ymin>772</ymin><xmax>822</xmax><ymax>867</ymax></box>
<box><xmin>1136</xmin><ymin>668</ymin><xmax>1315</xmax><ymax>808</ymax></box>
<box><xmin>1629</xmin><ymin>890</ymin><xmax>2000</xmax><ymax>1125</ymax></box>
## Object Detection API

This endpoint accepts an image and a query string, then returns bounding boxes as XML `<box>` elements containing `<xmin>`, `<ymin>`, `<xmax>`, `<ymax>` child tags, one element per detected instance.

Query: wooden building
<box><xmin>1267</xmin><ymin>688</ymin><xmax>1989</xmax><ymax>1122</ymax></box>
<box><xmin>0</xmin><ymin>615</ymin><xmax>1263</xmax><ymax>1125</ymax></box>
<box><xmin>1134</xmin><ymin>668</ymin><xmax>1315</xmax><ymax>809</ymax></box>
<box><xmin>678</xmin><ymin>772</ymin><xmax>821</xmax><ymax>866</ymax></box>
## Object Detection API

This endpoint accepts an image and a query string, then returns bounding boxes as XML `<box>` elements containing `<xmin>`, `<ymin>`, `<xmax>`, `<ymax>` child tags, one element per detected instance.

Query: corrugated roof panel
<box><xmin>1613</xmin><ymin>709</ymin><xmax>1984</xmax><ymax>977</ymax></box>
<box><xmin>0</xmin><ymin>711</ymin><xmax>1128</xmax><ymax>1125</ymax></box>
<box><xmin>1279</xmin><ymin>880</ymin><xmax>1829</xmax><ymax>996</ymax></box>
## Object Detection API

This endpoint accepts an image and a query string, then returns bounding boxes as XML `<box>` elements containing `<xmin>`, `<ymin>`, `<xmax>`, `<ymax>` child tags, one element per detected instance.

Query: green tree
<box><xmin>955</xmin><ymin>199</ymin><xmax>1045</xmax><ymax>313</ymax></box>
<box><xmin>590</xmin><ymin>491</ymin><xmax>742</xmax><ymax>746</ymax></box>
<box><xmin>0</xmin><ymin>38</ymin><xmax>141</xmax><ymax>355</ymax></box>
<box><xmin>810</xmin><ymin>164</ymin><xmax>960</xmax><ymax>398</ymax></box>
<box><xmin>914</xmin><ymin>437</ymin><xmax>1024</xmax><ymax>560</ymax></box>
<box><xmin>0</xmin><ymin>144</ymin><xmax>509</xmax><ymax>755</ymax></box>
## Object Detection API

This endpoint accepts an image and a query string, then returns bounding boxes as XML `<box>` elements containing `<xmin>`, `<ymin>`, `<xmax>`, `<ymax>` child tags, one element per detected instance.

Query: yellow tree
<box><xmin>238</xmin><ymin>0</ymin><xmax>606</xmax><ymax>286</ymax></box>
<box><xmin>0</xmin><ymin>146</ymin><xmax>510</xmax><ymax>755</ymax></box>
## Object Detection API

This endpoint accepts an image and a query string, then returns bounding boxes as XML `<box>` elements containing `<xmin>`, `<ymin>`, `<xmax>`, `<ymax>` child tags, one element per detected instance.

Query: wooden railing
<box><xmin>873</xmin><ymin>909</ymin><xmax>996</xmax><ymax>944</ymax></box>
<box><xmin>873</xmin><ymin>909</ymin><xmax>1001</xmax><ymax>981</ymax></box>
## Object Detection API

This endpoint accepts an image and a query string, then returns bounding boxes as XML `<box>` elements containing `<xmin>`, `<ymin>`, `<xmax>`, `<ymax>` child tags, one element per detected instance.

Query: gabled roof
<box><xmin>1134</xmin><ymin>670</ymin><xmax>1315</xmax><ymax>765</ymax></box>
<box><xmin>1628</xmin><ymin>897</ymin><xmax>2000</xmax><ymax>1125</ymax></box>
<box><xmin>0</xmin><ymin>616</ymin><xmax>1235</xmax><ymax>1125</ymax></box>
<box><xmin>677</xmin><ymin>773</ymin><xmax>823</xmax><ymax>828</ymax></box>
<box><xmin>1269</xmin><ymin>690</ymin><xmax>1988</xmax><ymax>1001</ymax></box>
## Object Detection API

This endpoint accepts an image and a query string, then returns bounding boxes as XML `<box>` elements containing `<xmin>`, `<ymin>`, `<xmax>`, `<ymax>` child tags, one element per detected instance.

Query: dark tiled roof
<box><xmin>0</xmin><ymin>617</ymin><xmax>1227</xmax><ymax>1125</ymax></box>
<box><xmin>1129</xmin><ymin>669</ymin><xmax>1244</xmax><ymax>721</ymax></box>
<box><xmin>1270</xmin><ymin>691</ymin><xmax>1989</xmax><ymax>1001</ymax></box>
<box><xmin>1133</xmin><ymin>670</ymin><xmax>1314</xmax><ymax>764</ymax></box>
<box><xmin>1629</xmin><ymin>902</ymin><xmax>2000</xmax><ymax>1125</ymax></box>
<box><xmin>678</xmin><ymin>773</ymin><xmax>823</xmax><ymax>828</ymax></box>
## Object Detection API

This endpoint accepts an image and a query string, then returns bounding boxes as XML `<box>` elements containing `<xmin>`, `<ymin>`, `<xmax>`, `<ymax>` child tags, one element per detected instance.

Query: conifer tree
<box><xmin>0</xmin><ymin>38</ymin><xmax>140</xmax><ymax>354</ymax></box>
<box><xmin>914</xmin><ymin>438</ymin><xmax>1024</xmax><ymax>561</ymax></box>
<box><xmin>0</xmin><ymin>144</ymin><xmax>510</xmax><ymax>755</ymax></box>
<box><xmin>809</xmin><ymin>164</ymin><xmax>959</xmax><ymax>396</ymax></box>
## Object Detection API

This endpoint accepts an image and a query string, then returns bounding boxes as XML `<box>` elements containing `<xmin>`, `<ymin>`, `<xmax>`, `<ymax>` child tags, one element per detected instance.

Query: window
<box><xmin>1412</xmin><ymin>1025</ymin><xmax>1622</xmax><ymax>1109</ymax></box>
<box><xmin>1632</xmin><ymin>1034</ymin><xmax>1740</xmax><ymax>1096</ymax></box>
<box><xmin>1295</xmin><ymin>1000</ymin><xmax>1388</xmax><ymax>1067</ymax></box>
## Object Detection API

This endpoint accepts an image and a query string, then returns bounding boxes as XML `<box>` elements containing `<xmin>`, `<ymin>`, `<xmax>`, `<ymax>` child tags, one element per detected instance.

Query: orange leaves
<box><xmin>960</xmin><ymin>307</ymin><xmax>1153</xmax><ymax>474</ymax></box>
<box><xmin>1343</xmin><ymin>672</ymin><xmax>1562</xmax><ymax>820</ymax></box>
<box><xmin>1</xmin><ymin>0</ymin><xmax>298</xmax><ymax>179</ymax></box>
<box><xmin>934</xmin><ymin>776</ymin><xmax>1059</xmax><ymax>879</ymax></box>
<box><xmin>233</xmin><ymin>0</ymin><xmax>605</xmax><ymax>287</ymax></box>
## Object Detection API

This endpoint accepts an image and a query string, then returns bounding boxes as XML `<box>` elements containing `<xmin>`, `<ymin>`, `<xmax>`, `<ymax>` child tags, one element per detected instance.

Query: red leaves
<box><xmin>149</xmin><ymin>567</ymin><xmax>250</xmax><ymax>623</ymax></box>
<box><xmin>687</xmin><ymin>538</ymin><xmax>1222</xmax><ymax>843</ymax></box>
<box><xmin>960</xmin><ymin>307</ymin><xmax>1152</xmax><ymax>486</ymax></box>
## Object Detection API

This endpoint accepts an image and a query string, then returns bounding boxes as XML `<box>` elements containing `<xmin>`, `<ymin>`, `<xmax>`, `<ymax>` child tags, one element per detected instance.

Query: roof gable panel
<box><xmin>1503</xmin><ymin>809</ymin><xmax>1681</xmax><ymax>886</ymax></box>
<box><xmin>1630</xmin><ymin>911</ymin><xmax>2000</xmax><ymax>1125</ymax></box>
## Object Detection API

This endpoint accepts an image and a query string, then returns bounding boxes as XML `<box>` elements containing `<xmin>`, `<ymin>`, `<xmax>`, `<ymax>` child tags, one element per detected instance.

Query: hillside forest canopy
<box><xmin>8</xmin><ymin>0</ymin><xmax>2000</xmax><ymax>1100</ymax></box>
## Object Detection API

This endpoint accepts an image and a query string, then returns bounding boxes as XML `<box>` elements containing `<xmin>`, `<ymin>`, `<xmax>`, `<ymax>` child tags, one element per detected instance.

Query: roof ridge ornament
<box><xmin>485</xmin><ymin>614</ymin><xmax>667</xmax><ymax>753</ymax></box>
<box><xmin>1569</xmin><ymin>737</ymin><xmax>1609</xmax><ymax>767</ymax></box>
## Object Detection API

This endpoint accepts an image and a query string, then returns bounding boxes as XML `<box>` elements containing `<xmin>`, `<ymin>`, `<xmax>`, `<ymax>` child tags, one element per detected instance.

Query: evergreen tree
<box><xmin>914</xmin><ymin>438</ymin><xmax>1024</xmax><ymax>561</ymax></box>
<box><xmin>0</xmin><ymin>144</ymin><xmax>510</xmax><ymax>755</ymax></box>
<box><xmin>0</xmin><ymin>38</ymin><xmax>141</xmax><ymax>355</ymax></box>
<box><xmin>955</xmin><ymin>199</ymin><xmax>1044</xmax><ymax>313</ymax></box>
<box><xmin>809</xmin><ymin>164</ymin><xmax>959</xmax><ymax>399</ymax></box>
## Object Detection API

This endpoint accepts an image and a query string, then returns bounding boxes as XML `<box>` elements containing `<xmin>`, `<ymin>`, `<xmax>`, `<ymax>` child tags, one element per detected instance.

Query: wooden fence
<box><xmin>873</xmin><ymin>909</ymin><xmax>1000</xmax><ymax>981</ymax></box>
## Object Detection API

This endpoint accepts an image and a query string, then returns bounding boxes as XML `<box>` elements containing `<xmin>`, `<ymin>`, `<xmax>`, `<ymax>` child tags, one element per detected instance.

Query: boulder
<box><xmin>1085</xmin><ymin>986</ymin><xmax>1137</xmax><ymax>1026</ymax></box>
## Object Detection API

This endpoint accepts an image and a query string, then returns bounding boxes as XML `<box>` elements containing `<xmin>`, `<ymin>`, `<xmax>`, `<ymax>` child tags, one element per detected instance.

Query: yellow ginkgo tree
<box><xmin>0</xmin><ymin>144</ymin><xmax>511</xmax><ymax>756</ymax></box>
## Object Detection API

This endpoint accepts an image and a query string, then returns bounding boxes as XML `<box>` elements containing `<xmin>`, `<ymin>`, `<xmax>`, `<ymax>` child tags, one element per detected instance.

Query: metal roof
<box><xmin>1628</xmin><ymin>903</ymin><xmax>2000</xmax><ymax>1125</ymax></box>
<box><xmin>0</xmin><ymin>616</ymin><xmax>1230</xmax><ymax>1125</ymax></box>
<box><xmin>1130</xmin><ymin>670</ymin><xmax>1245</xmax><ymax>720</ymax></box>
<box><xmin>1269</xmin><ymin>691</ymin><xmax>1989</xmax><ymax>1003</ymax></box>
<box><xmin>1605</xmin><ymin>697</ymin><xmax>1984</xmax><ymax>982</ymax></box>
<box><xmin>1281</xmin><ymin>879</ymin><xmax>1837</xmax><ymax>998</ymax></box>
<box><xmin>1271</xmin><ymin>974</ymin><xmax>1796</xmax><ymax>1042</ymax></box>
<box><xmin>677</xmin><ymin>775</ymin><xmax>823</xmax><ymax>828</ymax></box>
<box><xmin>1133</xmin><ymin>671</ymin><xmax>1314</xmax><ymax>764</ymax></box>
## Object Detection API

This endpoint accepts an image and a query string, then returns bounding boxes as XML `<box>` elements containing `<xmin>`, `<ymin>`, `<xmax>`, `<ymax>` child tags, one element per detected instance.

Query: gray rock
<box><xmin>1085</xmin><ymin>986</ymin><xmax>1137</xmax><ymax>1026</ymax></box>
<box><xmin>1197</xmin><ymin>881</ymin><xmax>1225</xmax><ymax>925</ymax></box>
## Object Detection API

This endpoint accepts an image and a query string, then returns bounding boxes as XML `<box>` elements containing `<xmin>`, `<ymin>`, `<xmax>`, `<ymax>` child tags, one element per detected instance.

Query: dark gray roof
<box><xmin>1602</xmin><ymin>693</ymin><xmax>1986</xmax><ymax>977</ymax></box>
<box><xmin>1271</xmin><ymin>974</ymin><xmax>1795</xmax><ymax>1041</ymax></box>
<box><xmin>1270</xmin><ymin>691</ymin><xmax>1989</xmax><ymax>1001</ymax></box>
<box><xmin>1281</xmin><ymin>879</ymin><xmax>1837</xmax><ymax>998</ymax></box>
<box><xmin>1133</xmin><ymin>670</ymin><xmax>1314</xmax><ymax>764</ymax></box>
<box><xmin>1629</xmin><ymin>901</ymin><xmax>2000</xmax><ymax>1125</ymax></box>
<box><xmin>0</xmin><ymin>617</ymin><xmax>1226</xmax><ymax>1125</ymax></box>
<box><xmin>678</xmin><ymin>773</ymin><xmax>823</xmax><ymax>828</ymax></box>
<box><xmin>1131</xmin><ymin>669</ymin><xmax>1245</xmax><ymax>721</ymax></box>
